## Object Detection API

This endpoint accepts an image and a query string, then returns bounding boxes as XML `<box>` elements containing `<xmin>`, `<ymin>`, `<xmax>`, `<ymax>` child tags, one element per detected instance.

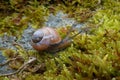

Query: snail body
<box><xmin>31</xmin><ymin>27</ymin><xmax>62</xmax><ymax>51</ymax></box>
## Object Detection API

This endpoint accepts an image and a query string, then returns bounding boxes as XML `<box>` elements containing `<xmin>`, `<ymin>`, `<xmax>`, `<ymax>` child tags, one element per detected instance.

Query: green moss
<box><xmin>1</xmin><ymin>0</ymin><xmax>120</xmax><ymax>80</ymax></box>
<box><xmin>2</xmin><ymin>49</ymin><xmax>16</xmax><ymax>58</ymax></box>
<box><xmin>0</xmin><ymin>0</ymin><xmax>49</xmax><ymax>36</ymax></box>
<box><xmin>2</xmin><ymin>77</ymin><xmax>9</xmax><ymax>80</ymax></box>
<box><xmin>25</xmin><ymin>74</ymin><xmax>44</xmax><ymax>80</ymax></box>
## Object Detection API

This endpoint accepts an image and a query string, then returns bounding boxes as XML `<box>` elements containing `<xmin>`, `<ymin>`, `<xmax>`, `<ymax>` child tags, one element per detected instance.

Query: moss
<box><xmin>24</xmin><ymin>74</ymin><xmax>45</xmax><ymax>80</ymax></box>
<box><xmin>0</xmin><ymin>77</ymin><xmax>9</xmax><ymax>80</ymax></box>
<box><xmin>0</xmin><ymin>0</ymin><xmax>120</xmax><ymax>80</ymax></box>
<box><xmin>2</xmin><ymin>49</ymin><xmax>16</xmax><ymax>58</ymax></box>
<box><xmin>0</xmin><ymin>0</ymin><xmax>49</xmax><ymax>36</ymax></box>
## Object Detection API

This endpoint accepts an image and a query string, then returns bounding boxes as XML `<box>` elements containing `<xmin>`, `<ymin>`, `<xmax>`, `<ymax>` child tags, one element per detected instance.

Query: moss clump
<box><xmin>2</xmin><ymin>49</ymin><xmax>16</xmax><ymax>58</ymax></box>
<box><xmin>0</xmin><ymin>0</ymin><xmax>49</xmax><ymax>36</ymax></box>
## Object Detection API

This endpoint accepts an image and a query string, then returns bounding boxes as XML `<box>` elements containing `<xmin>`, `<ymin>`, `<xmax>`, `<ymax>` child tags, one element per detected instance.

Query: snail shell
<box><xmin>31</xmin><ymin>27</ymin><xmax>61</xmax><ymax>51</ymax></box>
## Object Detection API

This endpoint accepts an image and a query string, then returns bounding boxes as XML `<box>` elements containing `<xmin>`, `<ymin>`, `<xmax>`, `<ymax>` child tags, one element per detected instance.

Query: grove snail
<box><xmin>31</xmin><ymin>26</ymin><xmax>81</xmax><ymax>52</ymax></box>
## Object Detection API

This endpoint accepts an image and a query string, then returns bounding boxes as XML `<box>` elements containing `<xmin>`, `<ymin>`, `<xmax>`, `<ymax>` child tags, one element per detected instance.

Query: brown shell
<box><xmin>31</xmin><ymin>43</ymin><xmax>49</xmax><ymax>51</ymax></box>
<box><xmin>42</xmin><ymin>27</ymin><xmax>61</xmax><ymax>44</ymax></box>
<box><xmin>31</xmin><ymin>27</ymin><xmax>61</xmax><ymax>51</ymax></box>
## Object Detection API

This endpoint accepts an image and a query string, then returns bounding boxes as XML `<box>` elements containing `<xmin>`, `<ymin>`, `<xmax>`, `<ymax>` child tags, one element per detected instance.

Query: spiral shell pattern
<box><xmin>31</xmin><ymin>27</ymin><xmax>61</xmax><ymax>51</ymax></box>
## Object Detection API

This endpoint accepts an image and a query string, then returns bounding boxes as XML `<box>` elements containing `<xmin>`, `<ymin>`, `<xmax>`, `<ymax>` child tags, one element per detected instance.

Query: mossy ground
<box><xmin>0</xmin><ymin>0</ymin><xmax>120</xmax><ymax>80</ymax></box>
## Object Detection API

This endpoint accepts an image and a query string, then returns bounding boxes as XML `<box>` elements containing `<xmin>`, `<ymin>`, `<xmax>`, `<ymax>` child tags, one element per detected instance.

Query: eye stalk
<box><xmin>32</xmin><ymin>36</ymin><xmax>43</xmax><ymax>43</ymax></box>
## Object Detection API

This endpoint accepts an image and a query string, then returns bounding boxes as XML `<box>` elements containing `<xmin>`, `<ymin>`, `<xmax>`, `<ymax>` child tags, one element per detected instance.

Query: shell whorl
<box><xmin>31</xmin><ymin>27</ymin><xmax>61</xmax><ymax>51</ymax></box>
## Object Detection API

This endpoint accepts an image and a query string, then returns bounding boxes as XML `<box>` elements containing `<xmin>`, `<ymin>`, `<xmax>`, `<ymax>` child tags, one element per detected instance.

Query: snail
<box><xmin>31</xmin><ymin>26</ymin><xmax>82</xmax><ymax>52</ymax></box>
